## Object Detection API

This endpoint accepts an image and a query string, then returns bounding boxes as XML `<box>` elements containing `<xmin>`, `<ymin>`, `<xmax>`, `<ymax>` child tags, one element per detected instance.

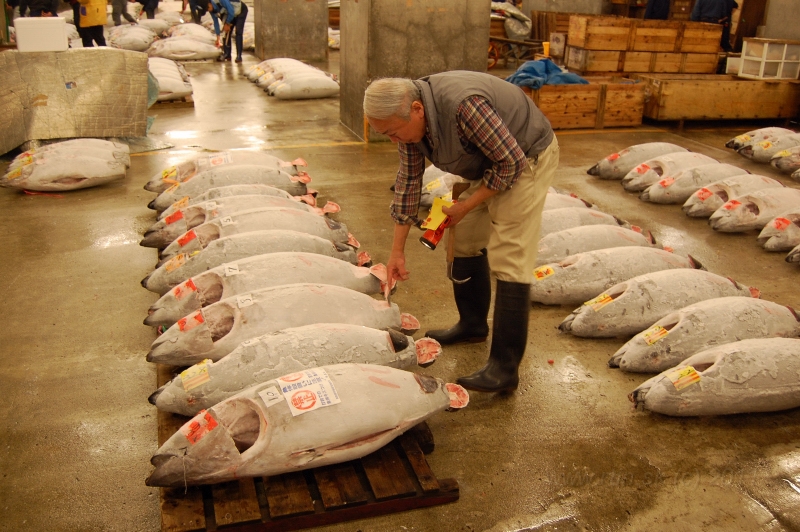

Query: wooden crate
<box><xmin>328</xmin><ymin>7</ymin><xmax>339</xmax><ymax>30</ymax></box>
<box><xmin>530</xmin><ymin>10</ymin><xmax>573</xmax><ymax>41</ymax></box>
<box><xmin>522</xmin><ymin>77</ymin><xmax>644</xmax><ymax>129</ymax></box>
<box><xmin>155</xmin><ymin>365</ymin><xmax>458</xmax><ymax>532</ymax></box>
<box><xmin>632</xmin><ymin>73</ymin><xmax>800</xmax><ymax>120</ymax></box>
<box><xmin>490</xmin><ymin>18</ymin><xmax>506</xmax><ymax>38</ymax></box>
<box><xmin>680</xmin><ymin>22</ymin><xmax>723</xmax><ymax>53</ymax></box>
<box><xmin>630</xmin><ymin>20</ymin><xmax>682</xmax><ymax>52</ymax></box>
<box><xmin>567</xmin><ymin>46</ymin><xmax>718</xmax><ymax>74</ymax></box>
<box><xmin>568</xmin><ymin>15</ymin><xmax>631</xmax><ymax>51</ymax></box>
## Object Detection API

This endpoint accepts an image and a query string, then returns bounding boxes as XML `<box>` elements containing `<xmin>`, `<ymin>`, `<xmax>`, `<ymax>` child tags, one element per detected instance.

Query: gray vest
<box><xmin>413</xmin><ymin>71</ymin><xmax>553</xmax><ymax>181</ymax></box>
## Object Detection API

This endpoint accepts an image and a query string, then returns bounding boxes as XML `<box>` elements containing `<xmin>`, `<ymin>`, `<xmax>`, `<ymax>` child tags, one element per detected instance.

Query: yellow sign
<box><xmin>643</xmin><ymin>325</ymin><xmax>669</xmax><ymax>345</ymax></box>
<box><xmin>584</xmin><ymin>293</ymin><xmax>613</xmax><ymax>312</ymax></box>
<box><xmin>533</xmin><ymin>265</ymin><xmax>555</xmax><ymax>281</ymax></box>
<box><xmin>666</xmin><ymin>365</ymin><xmax>701</xmax><ymax>390</ymax></box>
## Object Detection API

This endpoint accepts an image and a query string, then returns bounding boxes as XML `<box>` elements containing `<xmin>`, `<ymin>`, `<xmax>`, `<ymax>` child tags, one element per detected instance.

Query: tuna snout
<box><xmin>608</xmin><ymin>351</ymin><xmax>623</xmax><ymax>368</ymax></box>
<box><xmin>145</xmin><ymin>452</ymin><xmax>185</xmax><ymax>487</ymax></box>
<box><xmin>558</xmin><ymin>313</ymin><xmax>576</xmax><ymax>333</ymax></box>
<box><xmin>586</xmin><ymin>163</ymin><xmax>600</xmax><ymax>176</ymax></box>
<box><xmin>148</xmin><ymin>385</ymin><xmax>166</xmax><ymax>405</ymax></box>
<box><xmin>628</xmin><ymin>387</ymin><xmax>648</xmax><ymax>408</ymax></box>
<box><xmin>147</xmin><ymin>199</ymin><xmax>157</xmax><ymax>210</ymax></box>
<box><xmin>639</xmin><ymin>188</ymin><xmax>651</xmax><ymax>201</ymax></box>
<box><xmin>140</xmin><ymin>230</ymin><xmax>164</xmax><ymax>248</ymax></box>
<box><xmin>141</xmin><ymin>272</ymin><xmax>152</xmax><ymax>289</ymax></box>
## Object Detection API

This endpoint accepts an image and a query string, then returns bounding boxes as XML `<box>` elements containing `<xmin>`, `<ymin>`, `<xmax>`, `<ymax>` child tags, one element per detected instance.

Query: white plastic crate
<box><xmin>14</xmin><ymin>17</ymin><xmax>69</xmax><ymax>52</ymax></box>
<box><xmin>738</xmin><ymin>38</ymin><xmax>800</xmax><ymax>80</ymax></box>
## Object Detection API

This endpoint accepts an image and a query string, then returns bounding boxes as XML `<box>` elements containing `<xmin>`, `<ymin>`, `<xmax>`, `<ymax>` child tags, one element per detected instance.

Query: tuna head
<box><xmin>557</xmin><ymin>284</ymin><xmax>627</xmax><ymax>334</ymax></box>
<box><xmin>140</xmin><ymin>207</ymin><xmax>209</xmax><ymax>249</ymax></box>
<box><xmin>158</xmin><ymin>224</ymin><xmax>221</xmax><ymax>263</ymax></box>
<box><xmin>608</xmin><ymin>314</ymin><xmax>680</xmax><ymax>370</ymax></box>
<box><xmin>145</xmin><ymin>272</ymin><xmax>224</xmax><ymax>327</ymax></box>
<box><xmin>146</xmin><ymin>400</ymin><xmax>266</xmax><ymax>487</ymax></box>
<box><xmin>621</xmin><ymin>163</ymin><xmax>663</xmax><ymax>192</ymax></box>
<box><xmin>757</xmin><ymin>214</ymin><xmax>800</xmax><ymax>252</ymax></box>
<box><xmin>146</xmin><ymin>304</ymin><xmax>234</xmax><ymax>365</ymax></box>
<box><xmin>708</xmin><ymin>199</ymin><xmax>760</xmax><ymax>232</ymax></box>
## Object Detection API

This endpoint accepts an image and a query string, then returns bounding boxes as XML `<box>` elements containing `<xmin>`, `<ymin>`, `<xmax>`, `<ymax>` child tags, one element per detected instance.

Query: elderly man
<box><xmin>363</xmin><ymin>71</ymin><xmax>559</xmax><ymax>393</ymax></box>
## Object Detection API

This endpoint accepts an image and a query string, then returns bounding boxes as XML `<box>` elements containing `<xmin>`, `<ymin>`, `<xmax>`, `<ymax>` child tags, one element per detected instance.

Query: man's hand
<box><xmin>442</xmin><ymin>183</ymin><xmax>499</xmax><ymax>226</ymax></box>
<box><xmin>387</xmin><ymin>251</ymin><xmax>410</xmax><ymax>283</ymax></box>
<box><xmin>223</xmin><ymin>22</ymin><xmax>231</xmax><ymax>32</ymax></box>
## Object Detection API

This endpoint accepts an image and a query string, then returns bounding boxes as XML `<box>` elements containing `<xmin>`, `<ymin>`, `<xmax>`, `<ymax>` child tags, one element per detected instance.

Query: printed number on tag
<box><xmin>236</xmin><ymin>294</ymin><xmax>254</xmax><ymax>308</ymax></box>
<box><xmin>224</xmin><ymin>264</ymin><xmax>240</xmax><ymax>276</ymax></box>
<box><xmin>258</xmin><ymin>386</ymin><xmax>284</xmax><ymax>408</ymax></box>
<box><xmin>219</xmin><ymin>216</ymin><xmax>234</xmax><ymax>226</ymax></box>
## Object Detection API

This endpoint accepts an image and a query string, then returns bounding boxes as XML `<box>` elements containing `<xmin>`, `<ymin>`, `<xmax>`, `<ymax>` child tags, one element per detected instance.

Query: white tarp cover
<box><xmin>0</xmin><ymin>48</ymin><xmax>149</xmax><ymax>156</ymax></box>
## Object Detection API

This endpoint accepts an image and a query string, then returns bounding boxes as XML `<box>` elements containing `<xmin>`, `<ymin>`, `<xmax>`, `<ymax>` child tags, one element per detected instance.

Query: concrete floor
<box><xmin>2</xmin><ymin>50</ymin><xmax>800</xmax><ymax>532</ymax></box>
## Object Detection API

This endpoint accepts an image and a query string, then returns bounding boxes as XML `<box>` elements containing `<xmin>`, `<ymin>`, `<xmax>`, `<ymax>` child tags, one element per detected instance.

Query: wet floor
<box><xmin>1</xmin><ymin>49</ymin><xmax>800</xmax><ymax>532</ymax></box>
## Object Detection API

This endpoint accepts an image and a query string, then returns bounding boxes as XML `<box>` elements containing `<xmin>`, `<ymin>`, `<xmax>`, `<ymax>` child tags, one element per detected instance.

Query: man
<box><xmin>78</xmin><ymin>0</ymin><xmax>106</xmax><ymax>46</ymax></box>
<box><xmin>363</xmin><ymin>72</ymin><xmax>559</xmax><ymax>394</ymax></box>
<box><xmin>691</xmin><ymin>0</ymin><xmax>738</xmax><ymax>51</ymax></box>
<box><xmin>644</xmin><ymin>0</ymin><xmax>670</xmax><ymax>20</ymax></box>
<box><xmin>111</xmin><ymin>0</ymin><xmax>136</xmax><ymax>25</ymax></box>
<box><xmin>208</xmin><ymin>0</ymin><xmax>247</xmax><ymax>63</ymax></box>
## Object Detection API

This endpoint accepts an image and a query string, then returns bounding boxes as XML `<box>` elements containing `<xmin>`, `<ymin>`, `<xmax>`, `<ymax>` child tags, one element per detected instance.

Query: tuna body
<box><xmin>757</xmin><ymin>211</ymin><xmax>800</xmax><ymax>251</ymax></box>
<box><xmin>610</xmin><ymin>297</ymin><xmax>800</xmax><ymax>373</ymax></box>
<box><xmin>725</xmin><ymin>127</ymin><xmax>796</xmax><ymax>150</ymax></box>
<box><xmin>536</xmin><ymin>225</ymin><xmax>657</xmax><ymax>266</ymax></box>
<box><xmin>1</xmin><ymin>156</ymin><xmax>127</xmax><ymax>191</ymax></box>
<box><xmin>540</xmin><ymin>208</ymin><xmax>627</xmax><ymax>238</ymax></box>
<box><xmin>640</xmin><ymin>164</ymin><xmax>748</xmax><ymax>204</ymax></box>
<box><xmin>709</xmin><ymin>188</ymin><xmax>800</xmax><ymax>232</ymax></box>
<box><xmin>621</xmin><ymin>152</ymin><xmax>718</xmax><ymax>192</ymax></box>
<box><xmin>587</xmin><ymin>143</ymin><xmax>688</xmax><ymax>180</ymax></box>
<box><xmin>682</xmin><ymin>174</ymin><xmax>785</xmax><ymax>218</ymax></box>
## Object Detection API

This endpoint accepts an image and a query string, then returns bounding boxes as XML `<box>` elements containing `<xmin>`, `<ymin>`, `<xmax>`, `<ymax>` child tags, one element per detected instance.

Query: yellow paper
<box><xmin>643</xmin><ymin>325</ymin><xmax>669</xmax><ymax>345</ymax></box>
<box><xmin>584</xmin><ymin>293</ymin><xmax>613</xmax><ymax>312</ymax></box>
<box><xmin>420</xmin><ymin>197</ymin><xmax>454</xmax><ymax>230</ymax></box>
<box><xmin>171</xmin><ymin>197</ymin><xmax>190</xmax><ymax>210</ymax></box>
<box><xmin>666</xmin><ymin>366</ymin><xmax>701</xmax><ymax>390</ymax></box>
<box><xmin>164</xmin><ymin>254</ymin><xmax>186</xmax><ymax>272</ymax></box>
<box><xmin>423</xmin><ymin>177</ymin><xmax>442</xmax><ymax>192</ymax></box>
<box><xmin>533</xmin><ymin>265</ymin><xmax>555</xmax><ymax>281</ymax></box>
<box><xmin>181</xmin><ymin>359</ymin><xmax>212</xmax><ymax>391</ymax></box>
<box><xmin>6</xmin><ymin>167</ymin><xmax>23</xmax><ymax>180</ymax></box>
<box><xmin>161</xmin><ymin>166</ymin><xmax>177</xmax><ymax>180</ymax></box>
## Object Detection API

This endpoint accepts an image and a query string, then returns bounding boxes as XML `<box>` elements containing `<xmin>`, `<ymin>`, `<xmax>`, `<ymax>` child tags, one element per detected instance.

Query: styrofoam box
<box><xmin>15</xmin><ymin>17</ymin><xmax>69</xmax><ymax>52</ymax></box>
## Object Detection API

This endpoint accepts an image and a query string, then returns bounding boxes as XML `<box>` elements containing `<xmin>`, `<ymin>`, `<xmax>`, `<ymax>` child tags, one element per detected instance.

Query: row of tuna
<box><xmin>0</xmin><ymin>139</ymin><xmax>130</xmax><ymax>191</ymax></box>
<box><xmin>148</xmin><ymin>58</ymin><xmax>193</xmax><ymax>101</ymax></box>
<box><xmin>726</xmin><ymin>126</ymin><xmax>800</xmax><ymax>182</ymax></box>
<box><xmin>588</xmin><ymin>140</ymin><xmax>800</xmax><ymax>263</ymax></box>
<box><xmin>577</xmin><ymin>139</ymin><xmax>800</xmax><ymax>417</ymax></box>
<box><xmin>246</xmin><ymin>58</ymin><xmax>340</xmax><ymax>100</ymax></box>
<box><xmin>139</xmin><ymin>151</ymin><xmax>467</xmax><ymax>487</ymax></box>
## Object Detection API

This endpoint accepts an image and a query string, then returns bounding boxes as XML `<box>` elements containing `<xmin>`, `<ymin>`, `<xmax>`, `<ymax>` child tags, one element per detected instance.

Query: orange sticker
<box><xmin>165</xmin><ymin>210</ymin><xmax>184</xmax><ymax>225</ymax></box>
<box><xmin>584</xmin><ymin>293</ymin><xmax>613</xmax><ymax>311</ymax></box>
<box><xmin>696</xmin><ymin>188</ymin><xmax>713</xmax><ymax>201</ymax></box>
<box><xmin>636</xmin><ymin>163</ymin><xmax>651</xmax><ymax>174</ymax></box>
<box><xmin>178</xmin><ymin>311</ymin><xmax>205</xmax><ymax>332</ymax></box>
<box><xmin>177</xmin><ymin>230</ymin><xmax>197</xmax><ymax>247</ymax></box>
<box><xmin>666</xmin><ymin>366</ymin><xmax>701</xmax><ymax>390</ymax></box>
<box><xmin>759</xmin><ymin>141</ymin><xmax>773</xmax><ymax>149</ymax></box>
<box><xmin>659</xmin><ymin>177</ymin><xmax>675</xmax><ymax>188</ymax></box>
<box><xmin>606</xmin><ymin>153</ymin><xmax>620</xmax><ymax>161</ymax></box>
<box><xmin>164</xmin><ymin>254</ymin><xmax>186</xmax><ymax>273</ymax></box>
<box><xmin>172</xmin><ymin>278</ymin><xmax>198</xmax><ymax>300</ymax></box>
<box><xmin>723</xmin><ymin>200</ymin><xmax>741</xmax><ymax>211</ymax></box>
<box><xmin>533</xmin><ymin>265</ymin><xmax>555</xmax><ymax>280</ymax></box>
<box><xmin>643</xmin><ymin>325</ymin><xmax>669</xmax><ymax>345</ymax></box>
<box><xmin>181</xmin><ymin>410</ymin><xmax>218</xmax><ymax>444</ymax></box>
<box><xmin>773</xmin><ymin>217</ymin><xmax>791</xmax><ymax>231</ymax></box>
<box><xmin>171</xmin><ymin>197</ymin><xmax>190</xmax><ymax>210</ymax></box>
<box><xmin>6</xmin><ymin>167</ymin><xmax>23</xmax><ymax>181</ymax></box>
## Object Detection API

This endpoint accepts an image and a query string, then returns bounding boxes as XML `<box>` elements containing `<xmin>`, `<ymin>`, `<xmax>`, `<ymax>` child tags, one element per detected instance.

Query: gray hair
<box><xmin>363</xmin><ymin>78</ymin><xmax>420</xmax><ymax>121</ymax></box>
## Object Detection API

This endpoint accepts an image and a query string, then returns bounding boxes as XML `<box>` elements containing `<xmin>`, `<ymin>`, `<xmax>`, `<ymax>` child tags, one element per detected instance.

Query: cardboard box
<box><xmin>14</xmin><ymin>17</ymin><xmax>68</xmax><ymax>52</ymax></box>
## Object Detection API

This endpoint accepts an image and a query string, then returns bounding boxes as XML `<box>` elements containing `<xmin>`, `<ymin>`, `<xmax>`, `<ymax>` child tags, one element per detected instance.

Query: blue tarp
<box><xmin>505</xmin><ymin>59</ymin><xmax>589</xmax><ymax>90</ymax></box>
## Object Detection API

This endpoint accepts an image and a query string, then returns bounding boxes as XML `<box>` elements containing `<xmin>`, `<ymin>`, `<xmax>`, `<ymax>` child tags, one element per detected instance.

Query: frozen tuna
<box><xmin>770</xmin><ymin>145</ymin><xmax>800</xmax><ymax>174</ymax></box>
<box><xmin>156</xmin><ymin>208</ymin><xmax>355</xmax><ymax>258</ymax></box>
<box><xmin>621</xmin><ymin>152</ymin><xmax>718</xmax><ymax>192</ymax></box>
<box><xmin>725</xmin><ymin>127</ymin><xmax>796</xmax><ymax>150</ymax></box>
<box><xmin>708</xmin><ymin>188</ymin><xmax>800</xmax><ymax>232</ymax></box>
<box><xmin>787</xmin><ymin>243</ymin><xmax>800</xmax><ymax>263</ymax></box>
<box><xmin>149</xmin><ymin>324</ymin><xmax>441</xmax><ymax>416</ymax></box>
<box><xmin>147</xmin><ymin>37</ymin><xmax>221</xmax><ymax>60</ymax></box>
<box><xmin>540</xmin><ymin>208</ymin><xmax>627</xmax><ymax>238</ymax></box>
<box><xmin>144</xmin><ymin>152</ymin><xmax>307</xmax><ymax>193</ymax></box>
<box><xmin>536</xmin><ymin>225</ymin><xmax>658</xmax><ymax>266</ymax></box>
<box><xmin>145</xmin><ymin>363</ymin><xmax>467</xmax><ymax>487</ymax></box>
<box><xmin>142</xmin><ymin>196</ymin><xmax>339</xmax><ymax>249</ymax></box>
<box><xmin>682</xmin><ymin>174</ymin><xmax>785</xmax><ymax>218</ymax></box>
<box><xmin>108</xmin><ymin>25</ymin><xmax>157</xmax><ymax>51</ymax></box>
<box><xmin>141</xmin><ymin>230</ymin><xmax>365</xmax><ymax>295</ymax></box>
<box><xmin>757</xmin><ymin>211</ymin><xmax>800</xmax><ymax>251</ymax></box>
<box><xmin>1</xmin><ymin>156</ymin><xmax>126</xmax><ymax>191</ymax></box>
<box><xmin>10</xmin><ymin>139</ymin><xmax>129</xmax><ymax>162</ymax></box>
<box><xmin>610</xmin><ymin>297</ymin><xmax>800</xmax><ymax>373</ymax></box>
<box><xmin>530</xmin><ymin>247</ymin><xmax>701</xmax><ymax>306</ymax></box>
<box><xmin>639</xmin><ymin>164</ymin><xmax>748</xmax><ymax>204</ymax></box>
<box><xmin>7</xmin><ymin>144</ymin><xmax>130</xmax><ymax>171</ymax></box>
<box><xmin>543</xmin><ymin>193</ymin><xmax>594</xmax><ymax>211</ymax></box>
<box><xmin>148</xmin><ymin>167</ymin><xmax>309</xmax><ymax>211</ymax></box>
<box><xmin>587</xmin><ymin>143</ymin><xmax>688</xmax><ymax>180</ymax></box>
<box><xmin>629</xmin><ymin>338</ymin><xmax>800</xmax><ymax>416</ymax></box>
<box><xmin>157</xmin><ymin>184</ymin><xmax>316</xmax><ymax>217</ymax></box>
<box><xmin>145</xmin><ymin>252</ymin><xmax>387</xmax><ymax>327</ymax></box>
<box><xmin>558</xmin><ymin>269</ymin><xmax>759</xmax><ymax>338</ymax></box>
<box><xmin>737</xmin><ymin>133</ymin><xmax>800</xmax><ymax>163</ymax></box>
<box><xmin>146</xmin><ymin>284</ymin><xmax>420</xmax><ymax>365</ymax></box>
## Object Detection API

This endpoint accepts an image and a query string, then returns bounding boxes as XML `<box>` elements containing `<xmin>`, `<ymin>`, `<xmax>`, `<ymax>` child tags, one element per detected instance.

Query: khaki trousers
<box><xmin>454</xmin><ymin>136</ymin><xmax>560</xmax><ymax>283</ymax></box>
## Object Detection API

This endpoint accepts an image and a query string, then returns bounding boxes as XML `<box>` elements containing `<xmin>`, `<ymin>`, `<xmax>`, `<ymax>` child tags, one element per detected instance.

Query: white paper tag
<box><xmin>204</xmin><ymin>201</ymin><xmax>217</xmax><ymax>210</ymax></box>
<box><xmin>197</xmin><ymin>152</ymin><xmax>232</xmax><ymax>170</ymax></box>
<box><xmin>224</xmin><ymin>263</ymin><xmax>240</xmax><ymax>277</ymax></box>
<box><xmin>276</xmin><ymin>368</ymin><xmax>341</xmax><ymax>417</ymax></box>
<box><xmin>219</xmin><ymin>216</ymin><xmax>234</xmax><ymax>226</ymax></box>
<box><xmin>258</xmin><ymin>386</ymin><xmax>284</xmax><ymax>408</ymax></box>
<box><xmin>236</xmin><ymin>293</ymin><xmax>254</xmax><ymax>308</ymax></box>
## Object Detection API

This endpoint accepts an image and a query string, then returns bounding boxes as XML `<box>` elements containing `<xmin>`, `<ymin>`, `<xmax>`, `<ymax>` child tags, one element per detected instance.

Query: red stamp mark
<box><xmin>177</xmin><ymin>230</ymin><xmax>197</xmax><ymax>247</ymax></box>
<box><xmin>723</xmin><ymin>200</ymin><xmax>741</xmax><ymax>211</ymax></box>
<box><xmin>773</xmin><ymin>217</ymin><xmax>791</xmax><ymax>230</ymax></box>
<box><xmin>291</xmin><ymin>390</ymin><xmax>317</xmax><ymax>411</ymax></box>
<box><xmin>165</xmin><ymin>210</ymin><xmax>184</xmax><ymax>225</ymax></box>
<box><xmin>281</xmin><ymin>372</ymin><xmax>304</xmax><ymax>382</ymax></box>
<box><xmin>178</xmin><ymin>311</ymin><xmax>204</xmax><ymax>332</ymax></box>
<box><xmin>182</xmin><ymin>410</ymin><xmax>218</xmax><ymax>444</ymax></box>
<box><xmin>696</xmin><ymin>188</ymin><xmax>713</xmax><ymax>201</ymax></box>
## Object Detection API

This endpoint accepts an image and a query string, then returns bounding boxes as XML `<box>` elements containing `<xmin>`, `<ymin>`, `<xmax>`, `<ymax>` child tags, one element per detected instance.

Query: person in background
<box><xmin>644</xmin><ymin>0</ymin><xmax>670</xmax><ymax>20</ymax></box>
<box><xmin>27</xmin><ymin>0</ymin><xmax>55</xmax><ymax>16</ymax></box>
<box><xmin>208</xmin><ymin>0</ymin><xmax>247</xmax><ymax>63</ymax></box>
<box><xmin>66</xmin><ymin>0</ymin><xmax>86</xmax><ymax>42</ymax></box>
<box><xmin>136</xmin><ymin>0</ymin><xmax>157</xmax><ymax>19</ymax></box>
<box><xmin>78</xmin><ymin>0</ymin><xmax>106</xmax><ymax>46</ymax></box>
<box><xmin>691</xmin><ymin>0</ymin><xmax>738</xmax><ymax>51</ymax></box>
<box><xmin>111</xmin><ymin>0</ymin><xmax>136</xmax><ymax>25</ymax></box>
<box><xmin>182</xmin><ymin>0</ymin><xmax>205</xmax><ymax>24</ymax></box>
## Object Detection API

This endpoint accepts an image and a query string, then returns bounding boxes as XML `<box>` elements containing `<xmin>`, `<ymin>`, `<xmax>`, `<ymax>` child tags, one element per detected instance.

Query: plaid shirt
<box><xmin>391</xmin><ymin>95</ymin><xmax>528</xmax><ymax>224</ymax></box>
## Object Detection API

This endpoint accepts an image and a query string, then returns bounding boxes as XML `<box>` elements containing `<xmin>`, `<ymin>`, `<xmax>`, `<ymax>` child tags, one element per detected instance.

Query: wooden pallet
<box><xmin>155</xmin><ymin>365</ymin><xmax>459</xmax><ymax>532</ymax></box>
<box><xmin>153</xmin><ymin>95</ymin><xmax>194</xmax><ymax>108</ymax></box>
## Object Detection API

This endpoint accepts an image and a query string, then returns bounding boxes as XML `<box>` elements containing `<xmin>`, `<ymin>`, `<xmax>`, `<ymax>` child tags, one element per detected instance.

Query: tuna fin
<box><xmin>786</xmin><ymin>305</ymin><xmax>800</xmax><ymax>322</ymax></box>
<box><xmin>290</xmin><ymin>172</ymin><xmax>312</xmax><ymax>184</ymax></box>
<box><xmin>613</xmin><ymin>215</ymin><xmax>629</xmax><ymax>228</ymax></box>
<box><xmin>347</xmin><ymin>233</ymin><xmax>361</xmax><ymax>249</ymax></box>
<box><xmin>446</xmin><ymin>383</ymin><xmax>469</xmax><ymax>409</ymax></box>
<box><xmin>646</xmin><ymin>230</ymin><xmax>657</xmax><ymax>245</ymax></box>
<box><xmin>321</xmin><ymin>201</ymin><xmax>341</xmax><ymax>214</ymax></box>
<box><xmin>290</xmin><ymin>157</ymin><xmax>308</xmax><ymax>167</ymax></box>
<box><xmin>295</xmin><ymin>193</ymin><xmax>317</xmax><ymax>207</ymax></box>
<box><xmin>687</xmin><ymin>254</ymin><xmax>705</xmax><ymax>270</ymax></box>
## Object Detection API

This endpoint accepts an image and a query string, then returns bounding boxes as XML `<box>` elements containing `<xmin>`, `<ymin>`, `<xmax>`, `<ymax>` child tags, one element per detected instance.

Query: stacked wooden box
<box><xmin>565</xmin><ymin>15</ymin><xmax>722</xmax><ymax>75</ymax></box>
<box><xmin>530</xmin><ymin>10</ymin><xmax>572</xmax><ymax>41</ymax></box>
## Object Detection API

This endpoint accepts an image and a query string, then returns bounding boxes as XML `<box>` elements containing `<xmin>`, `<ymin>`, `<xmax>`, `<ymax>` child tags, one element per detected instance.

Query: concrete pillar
<box><xmin>254</xmin><ymin>0</ymin><xmax>328</xmax><ymax>62</ymax></box>
<box><xmin>339</xmin><ymin>0</ymin><xmax>491</xmax><ymax>141</ymax></box>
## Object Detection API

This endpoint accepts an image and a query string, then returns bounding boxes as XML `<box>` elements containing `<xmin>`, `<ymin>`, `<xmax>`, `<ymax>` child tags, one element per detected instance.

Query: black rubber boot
<box><xmin>457</xmin><ymin>280</ymin><xmax>530</xmax><ymax>393</ymax></box>
<box><xmin>424</xmin><ymin>254</ymin><xmax>491</xmax><ymax>345</ymax></box>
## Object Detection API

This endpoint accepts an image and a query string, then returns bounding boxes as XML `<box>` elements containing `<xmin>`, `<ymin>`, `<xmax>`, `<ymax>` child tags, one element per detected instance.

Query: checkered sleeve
<box><xmin>456</xmin><ymin>96</ymin><xmax>528</xmax><ymax>191</ymax></box>
<box><xmin>390</xmin><ymin>142</ymin><xmax>426</xmax><ymax>225</ymax></box>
